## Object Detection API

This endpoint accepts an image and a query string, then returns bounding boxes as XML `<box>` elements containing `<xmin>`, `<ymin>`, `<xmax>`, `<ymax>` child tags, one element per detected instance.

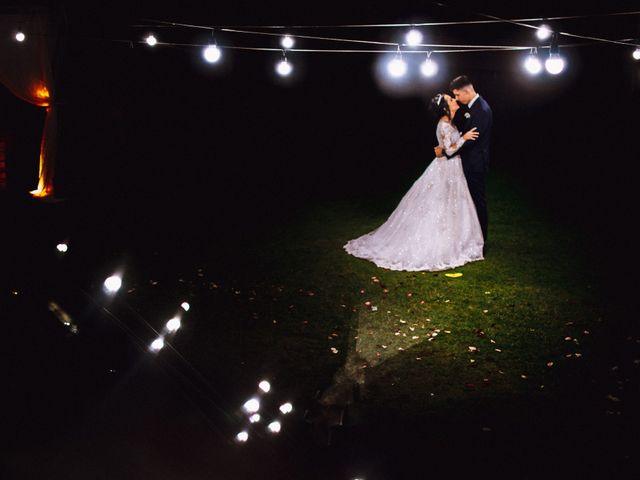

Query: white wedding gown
<box><xmin>344</xmin><ymin>120</ymin><xmax>484</xmax><ymax>271</ymax></box>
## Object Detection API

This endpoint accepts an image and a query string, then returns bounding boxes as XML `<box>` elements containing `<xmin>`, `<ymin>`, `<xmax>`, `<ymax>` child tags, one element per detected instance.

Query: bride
<box><xmin>344</xmin><ymin>93</ymin><xmax>484</xmax><ymax>272</ymax></box>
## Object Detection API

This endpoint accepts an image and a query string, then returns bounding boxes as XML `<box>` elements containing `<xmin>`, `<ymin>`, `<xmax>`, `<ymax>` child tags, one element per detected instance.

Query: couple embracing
<box><xmin>345</xmin><ymin>75</ymin><xmax>492</xmax><ymax>272</ymax></box>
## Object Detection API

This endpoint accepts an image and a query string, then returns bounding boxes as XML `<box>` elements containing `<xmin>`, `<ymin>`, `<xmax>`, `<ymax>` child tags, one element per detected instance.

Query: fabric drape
<box><xmin>0</xmin><ymin>11</ymin><xmax>59</xmax><ymax>197</ymax></box>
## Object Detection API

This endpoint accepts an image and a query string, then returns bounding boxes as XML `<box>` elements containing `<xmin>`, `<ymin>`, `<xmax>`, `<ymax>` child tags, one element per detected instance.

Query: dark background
<box><xmin>3</xmin><ymin>1</ymin><xmax>639</xmax><ymax>266</ymax></box>
<box><xmin>2</xmin><ymin>1</ymin><xmax>640</xmax><ymax>477</ymax></box>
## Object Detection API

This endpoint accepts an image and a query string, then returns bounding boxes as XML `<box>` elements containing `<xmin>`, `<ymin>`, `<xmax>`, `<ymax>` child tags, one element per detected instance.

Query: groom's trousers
<box><xmin>463</xmin><ymin>168</ymin><xmax>488</xmax><ymax>243</ymax></box>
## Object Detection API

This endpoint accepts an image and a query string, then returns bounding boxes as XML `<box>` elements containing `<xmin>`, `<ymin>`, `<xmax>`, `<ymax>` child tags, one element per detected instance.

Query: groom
<box><xmin>435</xmin><ymin>75</ymin><xmax>492</xmax><ymax>248</ymax></box>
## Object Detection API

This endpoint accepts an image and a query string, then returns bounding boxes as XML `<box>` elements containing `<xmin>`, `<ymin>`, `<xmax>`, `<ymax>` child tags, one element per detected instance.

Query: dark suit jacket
<box><xmin>452</xmin><ymin>95</ymin><xmax>493</xmax><ymax>173</ymax></box>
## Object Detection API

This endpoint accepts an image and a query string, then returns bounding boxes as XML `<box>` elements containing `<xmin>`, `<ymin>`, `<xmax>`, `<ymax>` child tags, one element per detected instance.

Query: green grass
<box><xmin>160</xmin><ymin>172</ymin><xmax>605</xmax><ymax>420</ymax></box>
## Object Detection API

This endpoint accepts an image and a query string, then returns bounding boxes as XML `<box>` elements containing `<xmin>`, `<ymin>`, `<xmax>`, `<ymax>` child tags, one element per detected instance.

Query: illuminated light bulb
<box><xmin>545</xmin><ymin>54</ymin><xmax>565</xmax><ymax>74</ymax></box>
<box><xmin>104</xmin><ymin>275</ymin><xmax>122</xmax><ymax>293</ymax></box>
<box><xmin>56</xmin><ymin>243</ymin><xmax>68</xmax><ymax>253</ymax></box>
<box><xmin>405</xmin><ymin>29</ymin><xmax>423</xmax><ymax>47</ymax></box>
<box><xmin>181</xmin><ymin>302</ymin><xmax>190</xmax><ymax>311</ymax></box>
<box><xmin>279</xmin><ymin>402</ymin><xmax>293</xmax><ymax>414</ymax></box>
<box><xmin>15</xmin><ymin>32</ymin><xmax>25</xmax><ymax>42</ymax></box>
<box><xmin>267</xmin><ymin>421</ymin><xmax>281</xmax><ymax>433</ymax></box>
<box><xmin>387</xmin><ymin>57</ymin><xmax>407</xmax><ymax>78</ymax></box>
<box><xmin>536</xmin><ymin>25</ymin><xmax>552</xmax><ymax>40</ymax></box>
<box><xmin>243</xmin><ymin>398</ymin><xmax>260</xmax><ymax>413</ymax></box>
<box><xmin>236</xmin><ymin>431</ymin><xmax>249</xmax><ymax>442</ymax></box>
<box><xmin>524</xmin><ymin>54</ymin><xmax>542</xmax><ymax>74</ymax></box>
<box><xmin>203</xmin><ymin>44</ymin><xmax>221</xmax><ymax>63</ymax></box>
<box><xmin>276</xmin><ymin>59</ymin><xmax>292</xmax><ymax>76</ymax></box>
<box><xmin>145</xmin><ymin>34</ymin><xmax>157</xmax><ymax>46</ymax></box>
<box><xmin>258</xmin><ymin>380</ymin><xmax>271</xmax><ymax>393</ymax></box>
<box><xmin>249</xmin><ymin>413</ymin><xmax>261</xmax><ymax>423</ymax></box>
<box><xmin>281</xmin><ymin>35</ymin><xmax>294</xmax><ymax>49</ymax></box>
<box><xmin>633</xmin><ymin>48</ymin><xmax>640</xmax><ymax>60</ymax></box>
<box><xmin>166</xmin><ymin>317</ymin><xmax>181</xmax><ymax>332</ymax></box>
<box><xmin>150</xmin><ymin>337</ymin><xmax>165</xmax><ymax>351</ymax></box>
<box><xmin>420</xmin><ymin>58</ymin><xmax>438</xmax><ymax>77</ymax></box>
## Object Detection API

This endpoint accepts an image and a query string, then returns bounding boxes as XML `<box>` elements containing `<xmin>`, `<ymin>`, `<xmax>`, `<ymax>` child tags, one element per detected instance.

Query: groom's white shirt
<box><xmin>468</xmin><ymin>93</ymin><xmax>480</xmax><ymax>108</ymax></box>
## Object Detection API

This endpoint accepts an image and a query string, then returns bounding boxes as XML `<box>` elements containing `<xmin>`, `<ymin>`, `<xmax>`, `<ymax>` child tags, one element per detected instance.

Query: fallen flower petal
<box><xmin>445</xmin><ymin>273</ymin><xmax>463</xmax><ymax>278</ymax></box>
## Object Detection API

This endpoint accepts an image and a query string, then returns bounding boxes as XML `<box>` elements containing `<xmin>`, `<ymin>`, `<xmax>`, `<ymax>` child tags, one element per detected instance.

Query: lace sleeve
<box><xmin>441</xmin><ymin>122</ymin><xmax>465</xmax><ymax>157</ymax></box>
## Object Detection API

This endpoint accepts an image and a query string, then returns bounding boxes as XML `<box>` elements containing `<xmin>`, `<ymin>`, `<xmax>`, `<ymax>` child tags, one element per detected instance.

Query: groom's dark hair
<box><xmin>449</xmin><ymin>75</ymin><xmax>473</xmax><ymax>91</ymax></box>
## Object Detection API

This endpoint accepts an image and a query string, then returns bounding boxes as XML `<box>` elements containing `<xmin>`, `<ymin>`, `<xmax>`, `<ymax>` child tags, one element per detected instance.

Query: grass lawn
<box><xmin>131</xmin><ymin>171</ymin><xmax>621</xmax><ymax>430</ymax></box>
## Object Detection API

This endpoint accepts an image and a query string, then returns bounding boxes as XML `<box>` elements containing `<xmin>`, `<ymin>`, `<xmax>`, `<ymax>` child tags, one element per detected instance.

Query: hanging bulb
<box><xmin>536</xmin><ymin>25</ymin><xmax>552</xmax><ymax>40</ymax></box>
<box><xmin>258</xmin><ymin>380</ymin><xmax>271</xmax><ymax>393</ymax></box>
<box><xmin>249</xmin><ymin>413</ymin><xmax>261</xmax><ymax>423</ymax></box>
<box><xmin>150</xmin><ymin>337</ymin><xmax>165</xmax><ymax>351</ymax></box>
<box><xmin>281</xmin><ymin>35</ymin><xmax>294</xmax><ymax>49</ymax></box>
<box><xmin>633</xmin><ymin>48</ymin><xmax>640</xmax><ymax>60</ymax></box>
<box><xmin>15</xmin><ymin>31</ymin><xmax>26</xmax><ymax>42</ymax></box>
<box><xmin>420</xmin><ymin>56</ymin><xmax>438</xmax><ymax>77</ymax></box>
<box><xmin>545</xmin><ymin>35</ymin><xmax>565</xmax><ymax>75</ymax></box>
<box><xmin>104</xmin><ymin>275</ymin><xmax>122</xmax><ymax>293</ymax></box>
<box><xmin>243</xmin><ymin>398</ymin><xmax>260</xmax><ymax>413</ymax></box>
<box><xmin>405</xmin><ymin>29</ymin><xmax>423</xmax><ymax>47</ymax></box>
<box><xmin>145</xmin><ymin>34</ymin><xmax>157</xmax><ymax>46</ymax></box>
<box><xmin>203</xmin><ymin>44</ymin><xmax>221</xmax><ymax>63</ymax></box>
<box><xmin>387</xmin><ymin>47</ymin><xmax>407</xmax><ymax>78</ymax></box>
<box><xmin>267</xmin><ymin>421</ymin><xmax>281</xmax><ymax>433</ymax></box>
<box><xmin>524</xmin><ymin>49</ymin><xmax>542</xmax><ymax>75</ymax></box>
<box><xmin>166</xmin><ymin>317</ymin><xmax>181</xmax><ymax>332</ymax></box>
<box><xmin>276</xmin><ymin>58</ymin><xmax>292</xmax><ymax>76</ymax></box>
<box><xmin>545</xmin><ymin>53</ymin><xmax>565</xmax><ymax>74</ymax></box>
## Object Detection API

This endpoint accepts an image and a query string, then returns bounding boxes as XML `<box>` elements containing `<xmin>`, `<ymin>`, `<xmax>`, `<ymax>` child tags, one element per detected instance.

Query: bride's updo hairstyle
<box><xmin>428</xmin><ymin>93</ymin><xmax>451</xmax><ymax>119</ymax></box>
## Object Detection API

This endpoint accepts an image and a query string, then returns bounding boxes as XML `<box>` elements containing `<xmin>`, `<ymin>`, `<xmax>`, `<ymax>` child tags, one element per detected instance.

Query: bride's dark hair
<box><xmin>428</xmin><ymin>93</ymin><xmax>451</xmax><ymax>119</ymax></box>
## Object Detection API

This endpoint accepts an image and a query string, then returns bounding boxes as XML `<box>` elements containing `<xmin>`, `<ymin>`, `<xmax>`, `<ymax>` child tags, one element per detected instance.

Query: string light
<box><xmin>104</xmin><ymin>275</ymin><xmax>122</xmax><ymax>293</ymax></box>
<box><xmin>405</xmin><ymin>28</ymin><xmax>423</xmax><ymax>46</ymax></box>
<box><xmin>276</xmin><ymin>52</ymin><xmax>293</xmax><ymax>76</ymax></box>
<box><xmin>15</xmin><ymin>31</ymin><xmax>25</xmax><ymax>42</ymax></box>
<box><xmin>420</xmin><ymin>53</ymin><xmax>438</xmax><ymax>77</ymax></box>
<box><xmin>267</xmin><ymin>421</ymin><xmax>281</xmax><ymax>433</ymax></box>
<box><xmin>145</xmin><ymin>34</ymin><xmax>158</xmax><ymax>46</ymax></box>
<box><xmin>524</xmin><ymin>48</ymin><xmax>542</xmax><ymax>74</ymax></box>
<box><xmin>545</xmin><ymin>53</ymin><xmax>565</xmax><ymax>74</ymax></box>
<box><xmin>56</xmin><ymin>243</ymin><xmax>68</xmax><ymax>253</ymax></box>
<box><xmin>236</xmin><ymin>431</ymin><xmax>249</xmax><ymax>443</ymax></box>
<box><xmin>387</xmin><ymin>46</ymin><xmax>407</xmax><ymax>78</ymax></box>
<box><xmin>258</xmin><ymin>380</ymin><xmax>271</xmax><ymax>393</ymax></box>
<box><xmin>633</xmin><ymin>47</ymin><xmax>640</xmax><ymax>60</ymax></box>
<box><xmin>536</xmin><ymin>24</ymin><xmax>552</xmax><ymax>40</ymax></box>
<box><xmin>203</xmin><ymin>44</ymin><xmax>221</xmax><ymax>63</ymax></box>
<box><xmin>166</xmin><ymin>317</ymin><xmax>181</xmax><ymax>332</ymax></box>
<box><xmin>181</xmin><ymin>302</ymin><xmax>190</xmax><ymax>311</ymax></box>
<box><xmin>281</xmin><ymin>35</ymin><xmax>294</xmax><ymax>49</ymax></box>
<box><xmin>279</xmin><ymin>402</ymin><xmax>293</xmax><ymax>414</ymax></box>
<box><xmin>249</xmin><ymin>413</ymin><xmax>261</xmax><ymax>423</ymax></box>
<box><xmin>150</xmin><ymin>337</ymin><xmax>165</xmax><ymax>351</ymax></box>
<box><xmin>243</xmin><ymin>398</ymin><xmax>260</xmax><ymax>413</ymax></box>
<box><xmin>545</xmin><ymin>34</ymin><xmax>565</xmax><ymax>74</ymax></box>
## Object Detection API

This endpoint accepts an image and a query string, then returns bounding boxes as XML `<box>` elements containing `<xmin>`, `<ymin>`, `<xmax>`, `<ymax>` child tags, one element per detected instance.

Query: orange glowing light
<box><xmin>33</xmin><ymin>85</ymin><xmax>50</xmax><ymax>106</ymax></box>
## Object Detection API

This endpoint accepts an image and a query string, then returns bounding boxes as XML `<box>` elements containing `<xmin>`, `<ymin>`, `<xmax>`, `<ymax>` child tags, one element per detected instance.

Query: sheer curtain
<box><xmin>0</xmin><ymin>10</ymin><xmax>60</xmax><ymax>197</ymax></box>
